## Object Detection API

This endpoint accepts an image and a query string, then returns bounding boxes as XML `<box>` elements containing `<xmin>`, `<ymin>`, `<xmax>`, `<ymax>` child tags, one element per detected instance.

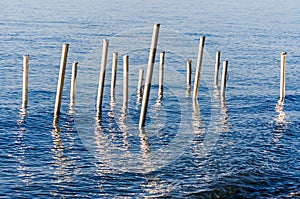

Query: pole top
<box><xmin>103</xmin><ymin>39</ymin><xmax>109</xmax><ymax>43</ymax></box>
<box><xmin>154</xmin><ymin>23</ymin><xmax>160</xmax><ymax>28</ymax></box>
<box><xmin>281</xmin><ymin>52</ymin><xmax>287</xmax><ymax>55</ymax></box>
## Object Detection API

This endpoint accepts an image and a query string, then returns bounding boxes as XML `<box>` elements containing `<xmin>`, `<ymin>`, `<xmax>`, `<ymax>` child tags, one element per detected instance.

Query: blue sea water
<box><xmin>0</xmin><ymin>0</ymin><xmax>300</xmax><ymax>198</ymax></box>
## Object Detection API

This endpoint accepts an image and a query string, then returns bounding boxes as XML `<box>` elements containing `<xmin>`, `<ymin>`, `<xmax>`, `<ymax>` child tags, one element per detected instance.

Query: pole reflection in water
<box><xmin>51</xmin><ymin>113</ymin><xmax>78</xmax><ymax>197</ymax></box>
<box><xmin>273</xmin><ymin>104</ymin><xmax>288</xmax><ymax>142</ymax></box>
<box><xmin>192</xmin><ymin>100</ymin><xmax>203</xmax><ymax>135</ymax></box>
<box><xmin>15</xmin><ymin>111</ymin><xmax>32</xmax><ymax>188</ymax></box>
<box><xmin>221</xmin><ymin>96</ymin><xmax>229</xmax><ymax>133</ymax></box>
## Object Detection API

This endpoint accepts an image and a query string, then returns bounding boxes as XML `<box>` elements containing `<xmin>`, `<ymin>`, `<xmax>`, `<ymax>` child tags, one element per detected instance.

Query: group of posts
<box><xmin>21</xmin><ymin>24</ymin><xmax>287</xmax><ymax>128</ymax></box>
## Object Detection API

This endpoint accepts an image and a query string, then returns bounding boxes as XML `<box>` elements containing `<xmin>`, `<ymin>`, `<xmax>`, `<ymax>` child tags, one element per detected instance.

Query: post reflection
<box><xmin>192</xmin><ymin>100</ymin><xmax>203</xmax><ymax>134</ymax></box>
<box><xmin>221</xmin><ymin>96</ymin><xmax>229</xmax><ymax>133</ymax></box>
<box><xmin>51</xmin><ymin>113</ymin><xmax>77</xmax><ymax>197</ymax></box>
<box><xmin>15</xmin><ymin>110</ymin><xmax>31</xmax><ymax>187</ymax></box>
<box><xmin>273</xmin><ymin>104</ymin><xmax>287</xmax><ymax>142</ymax></box>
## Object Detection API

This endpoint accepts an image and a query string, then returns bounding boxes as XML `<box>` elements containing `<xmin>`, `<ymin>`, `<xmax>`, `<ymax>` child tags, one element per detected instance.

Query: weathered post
<box><xmin>158</xmin><ymin>51</ymin><xmax>165</xmax><ymax>98</ymax></box>
<box><xmin>96</xmin><ymin>39</ymin><xmax>109</xmax><ymax>116</ymax></box>
<box><xmin>221</xmin><ymin>60</ymin><xmax>228</xmax><ymax>97</ymax></box>
<box><xmin>22</xmin><ymin>55</ymin><xmax>29</xmax><ymax>110</ymax></box>
<box><xmin>279</xmin><ymin>52</ymin><xmax>287</xmax><ymax>105</ymax></box>
<box><xmin>139</xmin><ymin>24</ymin><xmax>160</xmax><ymax>128</ymax></box>
<box><xmin>111</xmin><ymin>52</ymin><xmax>118</xmax><ymax>100</ymax></box>
<box><xmin>70</xmin><ymin>61</ymin><xmax>78</xmax><ymax>106</ymax></box>
<box><xmin>214</xmin><ymin>51</ymin><xmax>221</xmax><ymax>86</ymax></box>
<box><xmin>54</xmin><ymin>43</ymin><xmax>69</xmax><ymax>117</ymax></box>
<box><xmin>193</xmin><ymin>36</ymin><xmax>205</xmax><ymax>100</ymax></box>
<box><xmin>123</xmin><ymin>55</ymin><xmax>129</xmax><ymax>109</ymax></box>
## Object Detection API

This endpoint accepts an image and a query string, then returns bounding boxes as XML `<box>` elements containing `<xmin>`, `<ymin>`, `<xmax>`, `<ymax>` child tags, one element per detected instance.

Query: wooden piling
<box><xmin>158</xmin><ymin>51</ymin><xmax>165</xmax><ymax>98</ymax></box>
<box><xmin>22</xmin><ymin>55</ymin><xmax>29</xmax><ymax>110</ymax></box>
<box><xmin>96</xmin><ymin>39</ymin><xmax>109</xmax><ymax>116</ymax></box>
<box><xmin>111</xmin><ymin>52</ymin><xmax>118</xmax><ymax>100</ymax></box>
<box><xmin>54</xmin><ymin>43</ymin><xmax>69</xmax><ymax>117</ymax></box>
<box><xmin>279</xmin><ymin>52</ymin><xmax>287</xmax><ymax>105</ymax></box>
<box><xmin>70</xmin><ymin>61</ymin><xmax>78</xmax><ymax>106</ymax></box>
<box><xmin>221</xmin><ymin>60</ymin><xmax>228</xmax><ymax>97</ymax></box>
<box><xmin>137</xmin><ymin>68</ymin><xmax>144</xmax><ymax>98</ymax></box>
<box><xmin>186</xmin><ymin>59</ymin><xmax>192</xmax><ymax>88</ymax></box>
<box><xmin>193</xmin><ymin>36</ymin><xmax>205</xmax><ymax>100</ymax></box>
<box><xmin>139</xmin><ymin>23</ymin><xmax>160</xmax><ymax>128</ymax></box>
<box><xmin>214</xmin><ymin>51</ymin><xmax>221</xmax><ymax>86</ymax></box>
<box><xmin>123</xmin><ymin>55</ymin><xmax>129</xmax><ymax>109</ymax></box>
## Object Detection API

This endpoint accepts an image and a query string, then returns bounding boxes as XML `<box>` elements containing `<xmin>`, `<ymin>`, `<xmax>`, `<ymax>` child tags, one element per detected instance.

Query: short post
<box><xmin>123</xmin><ymin>55</ymin><xmax>129</xmax><ymax>109</ymax></box>
<box><xmin>193</xmin><ymin>36</ymin><xmax>206</xmax><ymax>100</ymax></box>
<box><xmin>111</xmin><ymin>52</ymin><xmax>118</xmax><ymax>100</ymax></box>
<box><xmin>96</xmin><ymin>39</ymin><xmax>109</xmax><ymax>116</ymax></box>
<box><xmin>279</xmin><ymin>52</ymin><xmax>287</xmax><ymax>105</ymax></box>
<box><xmin>158</xmin><ymin>51</ymin><xmax>165</xmax><ymax>98</ymax></box>
<box><xmin>221</xmin><ymin>60</ymin><xmax>228</xmax><ymax>97</ymax></box>
<box><xmin>54</xmin><ymin>43</ymin><xmax>69</xmax><ymax>117</ymax></box>
<box><xmin>186</xmin><ymin>59</ymin><xmax>192</xmax><ymax>88</ymax></box>
<box><xmin>70</xmin><ymin>61</ymin><xmax>78</xmax><ymax>106</ymax></box>
<box><xmin>22</xmin><ymin>55</ymin><xmax>29</xmax><ymax>110</ymax></box>
<box><xmin>139</xmin><ymin>23</ymin><xmax>160</xmax><ymax>128</ymax></box>
<box><xmin>214</xmin><ymin>51</ymin><xmax>221</xmax><ymax>86</ymax></box>
<box><xmin>137</xmin><ymin>68</ymin><xmax>144</xmax><ymax>98</ymax></box>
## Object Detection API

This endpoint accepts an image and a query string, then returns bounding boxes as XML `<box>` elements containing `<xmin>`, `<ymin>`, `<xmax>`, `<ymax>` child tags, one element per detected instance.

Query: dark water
<box><xmin>1</xmin><ymin>0</ymin><xmax>300</xmax><ymax>198</ymax></box>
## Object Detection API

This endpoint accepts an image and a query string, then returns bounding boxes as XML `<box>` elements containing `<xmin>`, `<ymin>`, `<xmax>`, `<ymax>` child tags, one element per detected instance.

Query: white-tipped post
<box><xmin>54</xmin><ymin>43</ymin><xmax>69</xmax><ymax>117</ymax></box>
<box><xmin>221</xmin><ymin>60</ymin><xmax>228</xmax><ymax>97</ymax></box>
<box><xmin>22</xmin><ymin>55</ymin><xmax>29</xmax><ymax>110</ymax></box>
<box><xmin>139</xmin><ymin>23</ymin><xmax>160</xmax><ymax>128</ymax></box>
<box><xmin>279</xmin><ymin>52</ymin><xmax>287</xmax><ymax>105</ymax></box>
<box><xmin>214</xmin><ymin>51</ymin><xmax>221</xmax><ymax>86</ymax></box>
<box><xmin>187</xmin><ymin>59</ymin><xmax>192</xmax><ymax>88</ymax></box>
<box><xmin>123</xmin><ymin>55</ymin><xmax>129</xmax><ymax>109</ymax></box>
<box><xmin>158</xmin><ymin>51</ymin><xmax>165</xmax><ymax>98</ymax></box>
<box><xmin>193</xmin><ymin>36</ymin><xmax>206</xmax><ymax>100</ymax></box>
<box><xmin>111</xmin><ymin>52</ymin><xmax>118</xmax><ymax>100</ymax></box>
<box><xmin>96</xmin><ymin>39</ymin><xmax>109</xmax><ymax>116</ymax></box>
<box><xmin>137</xmin><ymin>69</ymin><xmax>144</xmax><ymax>98</ymax></box>
<box><xmin>70</xmin><ymin>61</ymin><xmax>78</xmax><ymax>106</ymax></box>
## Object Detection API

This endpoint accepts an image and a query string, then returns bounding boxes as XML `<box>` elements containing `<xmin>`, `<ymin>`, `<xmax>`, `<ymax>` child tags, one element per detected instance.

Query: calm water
<box><xmin>1</xmin><ymin>0</ymin><xmax>300</xmax><ymax>198</ymax></box>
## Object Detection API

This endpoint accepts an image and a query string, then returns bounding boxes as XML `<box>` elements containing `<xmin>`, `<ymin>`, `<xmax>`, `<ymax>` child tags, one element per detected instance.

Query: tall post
<box><xmin>158</xmin><ymin>51</ymin><xmax>165</xmax><ymax>98</ymax></box>
<box><xmin>70</xmin><ymin>61</ymin><xmax>78</xmax><ymax>106</ymax></box>
<box><xmin>193</xmin><ymin>36</ymin><xmax>205</xmax><ymax>100</ymax></box>
<box><xmin>22</xmin><ymin>55</ymin><xmax>29</xmax><ymax>110</ymax></box>
<box><xmin>54</xmin><ymin>43</ymin><xmax>69</xmax><ymax>117</ymax></box>
<box><xmin>214</xmin><ymin>51</ymin><xmax>221</xmax><ymax>86</ymax></box>
<box><xmin>137</xmin><ymin>69</ymin><xmax>144</xmax><ymax>98</ymax></box>
<box><xmin>139</xmin><ymin>23</ymin><xmax>160</xmax><ymax>128</ymax></box>
<box><xmin>221</xmin><ymin>60</ymin><xmax>228</xmax><ymax>97</ymax></box>
<box><xmin>279</xmin><ymin>52</ymin><xmax>287</xmax><ymax>104</ymax></box>
<box><xmin>96</xmin><ymin>39</ymin><xmax>109</xmax><ymax>116</ymax></box>
<box><xmin>111</xmin><ymin>52</ymin><xmax>118</xmax><ymax>100</ymax></box>
<box><xmin>123</xmin><ymin>55</ymin><xmax>129</xmax><ymax>109</ymax></box>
